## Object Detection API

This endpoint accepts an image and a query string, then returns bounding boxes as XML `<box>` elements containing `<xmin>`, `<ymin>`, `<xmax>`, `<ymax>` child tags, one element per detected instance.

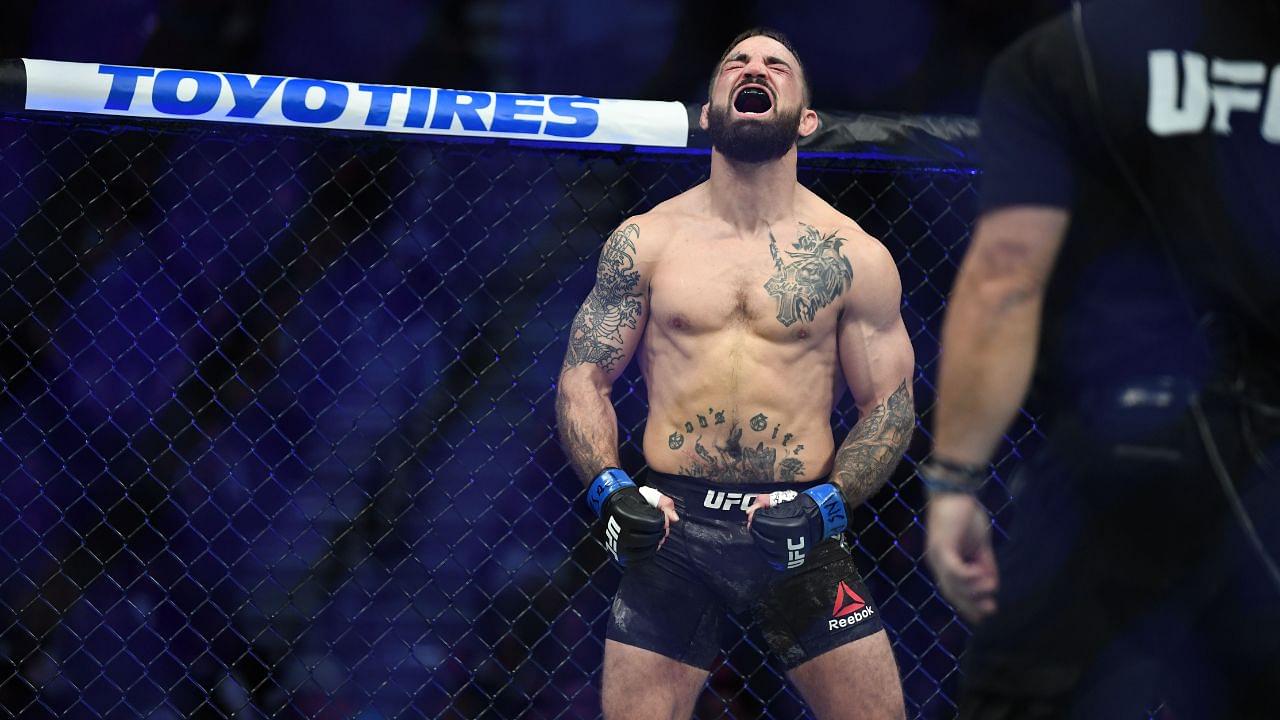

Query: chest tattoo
<box><xmin>763</xmin><ymin>224</ymin><xmax>854</xmax><ymax>327</ymax></box>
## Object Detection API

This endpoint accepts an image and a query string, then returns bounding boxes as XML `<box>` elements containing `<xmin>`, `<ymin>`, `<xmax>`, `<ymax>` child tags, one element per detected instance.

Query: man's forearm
<box><xmin>832</xmin><ymin>380</ymin><xmax>915</xmax><ymax>508</ymax></box>
<box><xmin>933</xmin><ymin>272</ymin><xmax>1042</xmax><ymax>467</ymax></box>
<box><xmin>933</xmin><ymin>210</ymin><xmax>1063</xmax><ymax>467</ymax></box>
<box><xmin>555</xmin><ymin>377</ymin><xmax>621</xmax><ymax>485</ymax></box>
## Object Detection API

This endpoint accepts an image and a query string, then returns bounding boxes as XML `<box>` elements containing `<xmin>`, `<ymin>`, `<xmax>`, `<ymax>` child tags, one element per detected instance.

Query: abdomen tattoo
<box><xmin>669</xmin><ymin>407</ymin><xmax>806</xmax><ymax>483</ymax></box>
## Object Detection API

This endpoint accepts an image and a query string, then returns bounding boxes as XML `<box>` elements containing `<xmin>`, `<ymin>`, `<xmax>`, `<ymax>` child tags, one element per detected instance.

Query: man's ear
<box><xmin>699</xmin><ymin>102</ymin><xmax>710</xmax><ymax>131</ymax></box>
<box><xmin>798</xmin><ymin>107</ymin><xmax>819</xmax><ymax>138</ymax></box>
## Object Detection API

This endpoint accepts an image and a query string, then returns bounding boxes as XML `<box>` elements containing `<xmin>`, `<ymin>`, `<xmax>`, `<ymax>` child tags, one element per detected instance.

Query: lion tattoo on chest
<box><xmin>763</xmin><ymin>224</ymin><xmax>854</xmax><ymax>327</ymax></box>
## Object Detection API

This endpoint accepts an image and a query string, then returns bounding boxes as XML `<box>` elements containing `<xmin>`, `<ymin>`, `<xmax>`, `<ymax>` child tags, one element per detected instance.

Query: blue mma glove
<box><xmin>747</xmin><ymin>484</ymin><xmax>849</xmax><ymax>570</ymax></box>
<box><xmin>587</xmin><ymin>468</ymin><xmax>666</xmax><ymax>566</ymax></box>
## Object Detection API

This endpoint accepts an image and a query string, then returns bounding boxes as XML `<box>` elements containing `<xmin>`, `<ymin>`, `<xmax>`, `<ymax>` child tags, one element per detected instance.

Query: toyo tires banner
<box><xmin>5</xmin><ymin>58</ymin><xmax>690</xmax><ymax>147</ymax></box>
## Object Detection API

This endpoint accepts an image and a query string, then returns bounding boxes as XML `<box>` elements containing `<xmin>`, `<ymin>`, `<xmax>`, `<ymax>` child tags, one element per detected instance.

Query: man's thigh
<box><xmin>787</xmin><ymin>630</ymin><xmax>905</xmax><ymax>720</ymax></box>
<box><xmin>602</xmin><ymin>640</ymin><xmax>708</xmax><ymax>720</ymax></box>
<box><xmin>752</xmin><ymin>538</ymin><xmax>903</xmax><ymax>718</ymax></box>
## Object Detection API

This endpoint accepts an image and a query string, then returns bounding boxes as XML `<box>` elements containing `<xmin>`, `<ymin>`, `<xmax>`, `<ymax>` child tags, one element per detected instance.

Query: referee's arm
<box><xmin>926</xmin><ymin>208</ymin><xmax>1066</xmax><ymax>623</ymax></box>
<box><xmin>933</xmin><ymin>208</ymin><xmax>1065</xmax><ymax>469</ymax></box>
<box><xmin>925</xmin><ymin>19</ymin><xmax>1079</xmax><ymax>622</ymax></box>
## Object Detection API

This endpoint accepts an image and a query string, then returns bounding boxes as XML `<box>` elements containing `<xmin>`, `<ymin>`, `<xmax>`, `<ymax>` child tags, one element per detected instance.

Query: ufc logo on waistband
<box><xmin>1148</xmin><ymin>50</ymin><xmax>1280</xmax><ymax>143</ymax></box>
<box><xmin>702</xmin><ymin>490</ymin><xmax>758</xmax><ymax>512</ymax></box>
<box><xmin>786</xmin><ymin>537</ymin><xmax>806</xmax><ymax>569</ymax></box>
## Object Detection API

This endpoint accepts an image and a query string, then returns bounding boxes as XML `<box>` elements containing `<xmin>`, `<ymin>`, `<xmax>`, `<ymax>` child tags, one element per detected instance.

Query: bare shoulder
<box><xmin>797</xmin><ymin>188</ymin><xmax>898</xmax><ymax>279</ymax></box>
<box><xmin>840</xmin><ymin>224</ymin><xmax>898</xmax><ymax>285</ymax></box>
<box><xmin>609</xmin><ymin>183</ymin><xmax>706</xmax><ymax>259</ymax></box>
<box><xmin>796</xmin><ymin>188</ymin><xmax>902</xmax><ymax>319</ymax></box>
<box><xmin>598</xmin><ymin>212</ymin><xmax>665</xmax><ymax>273</ymax></box>
<box><xmin>638</xmin><ymin>183</ymin><xmax>708</xmax><ymax>230</ymax></box>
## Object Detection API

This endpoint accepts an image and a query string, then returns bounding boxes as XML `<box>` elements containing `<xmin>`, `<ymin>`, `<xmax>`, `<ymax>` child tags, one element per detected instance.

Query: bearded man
<box><xmin>556</xmin><ymin>28</ymin><xmax>914</xmax><ymax>720</ymax></box>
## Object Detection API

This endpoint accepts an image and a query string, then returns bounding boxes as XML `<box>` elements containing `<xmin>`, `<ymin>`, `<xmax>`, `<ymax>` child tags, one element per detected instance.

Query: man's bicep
<box><xmin>563</xmin><ymin>222</ymin><xmax>649</xmax><ymax>382</ymax></box>
<box><xmin>838</xmin><ymin>246</ymin><xmax>915</xmax><ymax>409</ymax></box>
<box><xmin>962</xmin><ymin>207</ymin><xmax>1069</xmax><ymax>292</ymax></box>
<box><xmin>841</xmin><ymin>317</ymin><xmax>915</xmax><ymax>412</ymax></box>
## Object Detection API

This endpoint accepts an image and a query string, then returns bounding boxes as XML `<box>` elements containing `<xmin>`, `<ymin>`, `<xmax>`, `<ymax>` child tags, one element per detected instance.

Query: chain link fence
<box><xmin>0</xmin><ymin>111</ymin><xmax>1035</xmax><ymax>719</ymax></box>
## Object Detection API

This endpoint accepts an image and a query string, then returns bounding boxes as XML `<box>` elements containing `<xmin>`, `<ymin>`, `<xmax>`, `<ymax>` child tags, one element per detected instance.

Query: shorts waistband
<box><xmin>643</xmin><ymin>470</ymin><xmax>828</xmax><ymax>519</ymax></box>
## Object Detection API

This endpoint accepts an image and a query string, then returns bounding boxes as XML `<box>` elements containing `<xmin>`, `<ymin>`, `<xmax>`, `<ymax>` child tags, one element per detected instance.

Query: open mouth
<box><xmin>733</xmin><ymin>86</ymin><xmax>772</xmax><ymax>115</ymax></box>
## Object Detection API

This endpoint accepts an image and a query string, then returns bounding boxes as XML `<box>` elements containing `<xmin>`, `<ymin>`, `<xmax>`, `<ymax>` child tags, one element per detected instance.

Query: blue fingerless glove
<box><xmin>749</xmin><ymin>483</ymin><xmax>849</xmax><ymax>570</ymax></box>
<box><xmin>586</xmin><ymin>467</ymin><xmax>636</xmax><ymax>517</ymax></box>
<box><xmin>585</xmin><ymin>468</ymin><xmax>665</xmax><ymax>566</ymax></box>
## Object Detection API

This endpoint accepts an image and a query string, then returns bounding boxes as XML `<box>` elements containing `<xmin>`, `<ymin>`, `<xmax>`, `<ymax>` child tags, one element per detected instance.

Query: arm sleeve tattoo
<box><xmin>556</xmin><ymin>224</ymin><xmax>644</xmax><ymax>483</ymax></box>
<box><xmin>832</xmin><ymin>380</ymin><xmax>915</xmax><ymax>507</ymax></box>
<box><xmin>555</xmin><ymin>389</ymin><xmax>612</xmax><ymax>483</ymax></box>
<box><xmin>563</xmin><ymin>224</ymin><xmax>643</xmax><ymax>373</ymax></box>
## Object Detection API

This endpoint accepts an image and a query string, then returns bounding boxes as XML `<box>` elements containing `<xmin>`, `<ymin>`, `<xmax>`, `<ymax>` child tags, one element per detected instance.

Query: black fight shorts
<box><xmin>605</xmin><ymin>472</ymin><xmax>883</xmax><ymax>671</ymax></box>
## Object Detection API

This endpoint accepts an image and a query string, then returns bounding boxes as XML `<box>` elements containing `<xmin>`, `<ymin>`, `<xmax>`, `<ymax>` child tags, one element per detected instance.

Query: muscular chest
<box><xmin>649</xmin><ymin>226</ymin><xmax>853</xmax><ymax>338</ymax></box>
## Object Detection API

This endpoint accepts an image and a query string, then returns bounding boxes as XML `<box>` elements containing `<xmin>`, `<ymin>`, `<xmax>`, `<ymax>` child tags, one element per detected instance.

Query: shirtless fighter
<box><xmin>555</xmin><ymin>29</ymin><xmax>914</xmax><ymax>719</ymax></box>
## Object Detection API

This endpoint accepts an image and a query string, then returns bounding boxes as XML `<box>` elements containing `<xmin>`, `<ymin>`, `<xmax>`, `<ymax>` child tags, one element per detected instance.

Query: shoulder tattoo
<box><xmin>564</xmin><ymin>224</ymin><xmax>644</xmax><ymax>372</ymax></box>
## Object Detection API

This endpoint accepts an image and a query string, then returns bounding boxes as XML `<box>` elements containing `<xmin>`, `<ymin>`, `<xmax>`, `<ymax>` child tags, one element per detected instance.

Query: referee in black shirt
<box><xmin>925</xmin><ymin>0</ymin><xmax>1280</xmax><ymax>717</ymax></box>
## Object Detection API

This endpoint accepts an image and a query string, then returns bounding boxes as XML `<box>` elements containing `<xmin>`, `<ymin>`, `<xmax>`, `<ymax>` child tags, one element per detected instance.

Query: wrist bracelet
<box><xmin>930</xmin><ymin>456</ymin><xmax>987</xmax><ymax>479</ymax></box>
<box><xmin>918</xmin><ymin>459</ymin><xmax>985</xmax><ymax>495</ymax></box>
<box><xmin>919</xmin><ymin>472</ymin><xmax>980</xmax><ymax>495</ymax></box>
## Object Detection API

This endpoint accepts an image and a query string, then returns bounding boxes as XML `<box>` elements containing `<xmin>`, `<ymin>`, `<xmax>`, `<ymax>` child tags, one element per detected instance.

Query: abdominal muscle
<box><xmin>639</xmin><ymin>329</ymin><xmax>840</xmax><ymax>484</ymax></box>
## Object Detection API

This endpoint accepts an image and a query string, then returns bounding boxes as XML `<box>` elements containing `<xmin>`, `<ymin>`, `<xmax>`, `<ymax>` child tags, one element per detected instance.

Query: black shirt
<box><xmin>979</xmin><ymin>0</ymin><xmax>1280</xmax><ymax>409</ymax></box>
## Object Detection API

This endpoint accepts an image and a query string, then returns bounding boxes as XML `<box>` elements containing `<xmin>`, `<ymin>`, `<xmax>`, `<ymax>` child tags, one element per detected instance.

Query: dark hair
<box><xmin>708</xmin><ymin>27</ymin><xmax>810</xmax><ymax>105</ymax></box>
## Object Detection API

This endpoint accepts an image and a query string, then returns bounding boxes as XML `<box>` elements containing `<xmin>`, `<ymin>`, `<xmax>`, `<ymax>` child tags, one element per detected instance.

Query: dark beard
<box><xmin>706</xmin><ymin>102</ymin><xmax>802</xmax><ymax>164</ymax></box>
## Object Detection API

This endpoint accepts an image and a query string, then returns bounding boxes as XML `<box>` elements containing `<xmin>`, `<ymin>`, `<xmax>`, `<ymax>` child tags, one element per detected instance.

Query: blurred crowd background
<box><xmin>0</xmin><ymin>0</ymin><xmax>1068</xmax><ymax>112</ymax></box>
<box><xmin>0</xmin><ymin>2</ymin><xmax>1067</xmax><ymax>718</ymax></box>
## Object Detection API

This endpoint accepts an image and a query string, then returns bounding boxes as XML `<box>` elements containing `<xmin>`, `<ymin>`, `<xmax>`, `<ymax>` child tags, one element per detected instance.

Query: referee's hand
<box><xmin>925</xmin><ymin>493</ymin><xmax>999</xmax><ymax>623</ymax></box>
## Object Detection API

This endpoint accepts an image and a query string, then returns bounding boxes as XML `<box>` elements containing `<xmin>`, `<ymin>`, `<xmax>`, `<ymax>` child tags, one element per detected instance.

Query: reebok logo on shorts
<box><xmin>832</xmin><ymin>581</ymin><xmax>865</xmax><ymax>617</ymax></box>
<box><xmin>828</xmin><ymin>580</ymin><xmax>875</xmax><ymax>630</ymax></box>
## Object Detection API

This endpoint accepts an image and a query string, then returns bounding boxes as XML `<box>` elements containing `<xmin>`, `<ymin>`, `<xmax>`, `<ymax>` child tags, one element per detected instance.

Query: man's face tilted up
<box><xmin>704</xmin><ymin>35</ymin><xmax>811</xmax><ymax>164</ymax></box>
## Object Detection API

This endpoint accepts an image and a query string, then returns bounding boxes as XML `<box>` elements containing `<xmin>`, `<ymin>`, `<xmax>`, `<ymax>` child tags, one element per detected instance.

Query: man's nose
<box><xmin>741</xmin><ymin>54</ymin><xmax>770</xmax><ymax>79</ymax></box>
